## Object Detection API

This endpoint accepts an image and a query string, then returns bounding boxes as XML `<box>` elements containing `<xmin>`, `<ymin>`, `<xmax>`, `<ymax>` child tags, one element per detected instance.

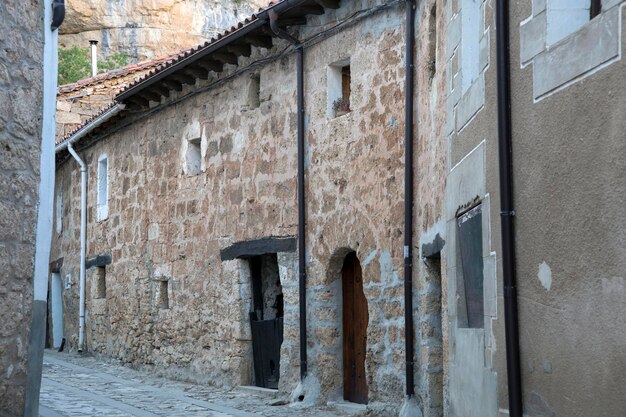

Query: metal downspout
<box><xmin>67</xmin><ymin>143</ymin><xmax>87</xmax><ymax>353</ymax></box>
<box><xmin>268</xmin><ymin>10</ymin><xmax>308</xmax><ymax>380</ymax></box>
<box><xmin>404</xmin><ymin>0</ymin><xmax>416</xmax><ymax>398</ymax></box>
<box><xmin>495</xmin><ymin>1</ymin><xmax>523</xmax><ymax>415</ymax></box>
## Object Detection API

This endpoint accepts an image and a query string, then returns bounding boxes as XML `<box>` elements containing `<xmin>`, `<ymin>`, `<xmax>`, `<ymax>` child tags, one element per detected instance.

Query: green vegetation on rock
<box><xmin>58</xmin><ymin>47</ymin><xmax>130</xmax><ymax>85</ymax></box>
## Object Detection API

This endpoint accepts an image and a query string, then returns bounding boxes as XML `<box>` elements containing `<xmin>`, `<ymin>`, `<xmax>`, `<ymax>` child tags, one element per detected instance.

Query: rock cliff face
<box><xmin>59</xmin><ymin>0</ymin><xmax>266</xmax><ymax>62</ymax></box>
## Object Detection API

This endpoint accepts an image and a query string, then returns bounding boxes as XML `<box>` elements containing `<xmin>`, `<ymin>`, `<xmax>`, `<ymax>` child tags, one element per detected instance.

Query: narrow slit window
<box><xmin>185</xmin><ymin>137</ymin><xmax>202</xmax><ymax>176</ymax></box>
<box><xmin>457</xmin><ymin>204</ymin><xmax>484</xmax><ymax>329</ymax></box>
<box><xmin>56</xmin><ymin>187</ymin><xmax>62</xmax><ymax>234</ymax></box>
<box><xmin>341</xmin><ymin>65</ymin><xmax>351</xmax><ymax>111</ymax></box>
<box><xmin>97</xmin><ymin>155</ymin><xmax>108</xmax><ymax>220</ymax></box>
<box><xmin>158</xmin><ymin>280</ymin><xmax>169</xmax><ymax>309</ymax></box>
<box><xmin>245</xmin><ymin>73</ymin><xmax>261</xmax><ymax>110</ymax></box>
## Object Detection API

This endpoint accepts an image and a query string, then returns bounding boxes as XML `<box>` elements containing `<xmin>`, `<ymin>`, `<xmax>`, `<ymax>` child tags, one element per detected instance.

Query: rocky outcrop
<box><xmin>59</xmin><ymin>0</ymin><xmax>266</xmax><ymax>62</ymax></box>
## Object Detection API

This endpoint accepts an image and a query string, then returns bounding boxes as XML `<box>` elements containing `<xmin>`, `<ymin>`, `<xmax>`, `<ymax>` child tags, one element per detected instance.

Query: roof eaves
<box><xmin>115</xmin><ymin>0</ymin><xmax>313</xmax><ymax>102</ymax></box>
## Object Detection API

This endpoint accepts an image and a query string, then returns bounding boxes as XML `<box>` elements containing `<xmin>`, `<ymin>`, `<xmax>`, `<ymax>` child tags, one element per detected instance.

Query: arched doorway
<box><xmin>342</xmin><ymin>252</ymin><xmax>368</xmax><ymax>404</ymax></box>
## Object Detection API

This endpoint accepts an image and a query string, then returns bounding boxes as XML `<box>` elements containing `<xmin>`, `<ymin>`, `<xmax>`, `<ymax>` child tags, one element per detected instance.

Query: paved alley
<box><xmin>40</xmin><ymin>351</ymin><xmax>353</xmax><ymax>417</ymax></box>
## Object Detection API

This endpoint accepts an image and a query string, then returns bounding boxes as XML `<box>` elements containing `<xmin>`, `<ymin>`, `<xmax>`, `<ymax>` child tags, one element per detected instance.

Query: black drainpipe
<box><xmin>268</xmin><ymin>10</ymin><xmax>308</xmax><ymax>381</ymax></box>
<box><xmin>403</xmin><ymin>0</ymin><xmax>416</xmax><ymax>398</ymax></box>
<box><xmin>495</xmin><ymin>1</ymin><xmax>523</xmax><ymax>416</ymax></box>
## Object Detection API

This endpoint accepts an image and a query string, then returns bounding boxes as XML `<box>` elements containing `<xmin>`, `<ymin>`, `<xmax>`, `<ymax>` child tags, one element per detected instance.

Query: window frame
<box><xmin>97</xmin><ymin>154</ymin><xmax>109</xmax><ymax>221</ymax></box>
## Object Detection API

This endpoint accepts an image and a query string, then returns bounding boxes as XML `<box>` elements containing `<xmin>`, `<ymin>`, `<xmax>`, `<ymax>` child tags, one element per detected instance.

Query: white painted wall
<box><xmin>460</xmin><ymin>0</ymin><xmax>480</xmax><ymax>93</ymax></box>
<box><xmin>546</xmin><ymin>0</ymin><xmax>590</xmax><ymax>45</ymax></box>
<box><xmin>50</xmin><ymin>273</ymin><xmax>64</xmax><ymax>348</ymax></box>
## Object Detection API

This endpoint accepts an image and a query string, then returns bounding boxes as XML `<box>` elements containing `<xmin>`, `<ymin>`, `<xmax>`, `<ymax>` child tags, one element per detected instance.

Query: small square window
<box><xmin>97</xmin><ymin>155</ymin><xmax>108</xmax><ymax>221</ymax></box>
<box><xmin>327</xmin><ymin>59</ymin><xmax>351</xmax><ymax>118</ymax></box>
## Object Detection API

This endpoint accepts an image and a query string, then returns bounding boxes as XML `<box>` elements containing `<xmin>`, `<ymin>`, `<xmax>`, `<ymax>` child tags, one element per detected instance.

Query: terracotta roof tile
<box><xmin>58</xmin><ymin>0</ymin><xmax>289</xmax><ymax>148</ymax></box>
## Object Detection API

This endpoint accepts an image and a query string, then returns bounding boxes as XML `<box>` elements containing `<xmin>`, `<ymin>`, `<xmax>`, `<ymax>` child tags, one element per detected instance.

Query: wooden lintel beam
<box><xmin>138</xmin><ymin>90</ymin><xmax>162</xmax><ymax>102</ymax></box>
<box><xmin>185</xmin><ymin>67</ymin><xmax>209</xmax><ymax>80</ymax></box>
<box><xmin>277</xmin><ymin>17</ymin><xmax>308</xmax><ymax>26</ymax></box>
<box><xmin>171</xmin><ymin>72</ymin><xmax>196</xmax><ymax>85</ymax></box>
<box><xmin>195</xmin><ymin>58</ymin><xmax>224</xmax><ymax>72</ymax></box>
<box><xmin>314</xmin><ymin>0</ymin><xmax>340</xmax><ymax>9</ymax></box>
<box><xmin>127</xmin><ymin>95</ymin><xmax>149</xmax><ymax>108</ymax></box>
<box><xmin>225</xmin><ymin>43</ymin><xmax>252</xmax><ymax>57</ymax></box>
<box><xmin>162</xmin><ymin>79</ymin><xmax>183</xmax><ymax>92</ymax></box>
<box><xmin>294</xmin><ymin>4</ymin><xmax>325</xmax><ymax>15</ymax></box>
<box><xmin>244</xmin><ymin>35</ymin><xmax>273</xmax><ymax>49</ymax></box>
<box><xmin>212</xmin><ymin>51</ymin><xmax>239</xmax><ymax>65</ymax></box>
<box><xmin>153</xmin><ymin>85</ymin><xmax>170</xmax><ymax>98</ymax></box>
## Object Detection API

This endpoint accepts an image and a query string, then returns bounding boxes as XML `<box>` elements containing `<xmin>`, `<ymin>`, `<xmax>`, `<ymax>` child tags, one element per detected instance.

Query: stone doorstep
<box><xmin>236</xmin><ymin>385</ymin><xmax>280</xmax><ymax>398</ymax></box>
<box><xmin>327</xmin><ymin>400</ymin><xmax>368</xmax><ymax>415</ymax></box>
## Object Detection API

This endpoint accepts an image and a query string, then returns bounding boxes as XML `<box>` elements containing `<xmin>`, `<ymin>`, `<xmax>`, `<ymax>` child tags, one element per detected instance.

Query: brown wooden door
<box><xmin>342</xmin><ymin>252</ymin><xmax>368</xmax><ymax>404</ymax></box>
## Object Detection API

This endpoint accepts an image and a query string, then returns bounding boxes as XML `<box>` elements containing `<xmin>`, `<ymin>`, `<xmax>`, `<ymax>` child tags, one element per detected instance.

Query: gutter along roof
<box><xmin>56</xmin><ymin>0</ymin><xmax>340</xmax><ymax>152</ymax></box>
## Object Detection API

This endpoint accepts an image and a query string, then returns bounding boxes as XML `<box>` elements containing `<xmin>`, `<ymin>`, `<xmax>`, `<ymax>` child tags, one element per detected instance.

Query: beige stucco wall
<box><xmin>0</xmin><ymin>1</ymin><xmax>45</xmax><ymax>415</ymax></box>
<box><xmin>445</xmin><ymin>1</ymin><xmax>626</xmax><ymax>417</ymax></box>
<box><xmin>509</xmin><ymin>2</ymin><xmax>626</xmax><ymax>416</ymax></box>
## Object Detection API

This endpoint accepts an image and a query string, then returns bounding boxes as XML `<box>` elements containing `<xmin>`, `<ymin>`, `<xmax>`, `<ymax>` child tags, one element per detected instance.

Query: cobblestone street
<box><xmin>40</xmin><ymin>351</ymin><xmax>355</xmax><ymax>417</ymax></box>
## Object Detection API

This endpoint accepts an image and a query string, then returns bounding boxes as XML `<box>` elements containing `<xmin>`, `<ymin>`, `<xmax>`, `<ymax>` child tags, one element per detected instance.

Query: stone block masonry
<box><xmin>0</xmin><ymin>1</ymin><xmax>45</xmax><ymax>415</ymax></box>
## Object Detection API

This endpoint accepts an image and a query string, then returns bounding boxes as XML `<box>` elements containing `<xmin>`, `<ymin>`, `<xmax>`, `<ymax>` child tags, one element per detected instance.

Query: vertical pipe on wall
<box><xmin>495</xmin><ymin>1</ymin><xmax>523</xmax><ymax>416</ymax></box>
<box><xmin>67</xmin><ymin>144</ymin><xmax>87</xmax><ymax>353</ymax></box>
<box><xmin>296</xmin><ymin>45</ymin><xmax>307</xmax><ymax>380</ymax></box>
<box><xmin>404</xmin><ymin>0</ymin><xmax>416</xmax><ymax>398</ymax></box>
<box><xmin>268</xmin><ymin>10</ymin><xmax>307</xmax><ymax>380</ymax></box>
<box><xmin>89</xmin><ymin>40</ymin><xmax>98</xmax><ymax>77</ymax></box>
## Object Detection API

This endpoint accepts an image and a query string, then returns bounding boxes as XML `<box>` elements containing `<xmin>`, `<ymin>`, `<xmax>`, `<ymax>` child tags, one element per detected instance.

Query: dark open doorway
<box><xmin>249</xmin><ymin>253</ymin><xmax>284</xmax><ymax>389</ymax></box>
<box><xmin>342</xmin><ymin>252</ymin><xmax>368</xmax><ymax>404</ymax></box>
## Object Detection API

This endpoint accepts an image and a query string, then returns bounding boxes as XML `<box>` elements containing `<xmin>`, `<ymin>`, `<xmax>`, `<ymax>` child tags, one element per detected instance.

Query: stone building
<box><xmin>51</xmin><ymin>0</ymin><xmax>447</xmax><ymax>415</ymax></box>
<box><xmin>1</xmin><ymin>0</ymin><xmax>59</xmax><ymax>416</ymax></box>
<box><xmin>50</xmin><ymin>0</ymin><xmax>626</xmax><ymax>416</ymax></box>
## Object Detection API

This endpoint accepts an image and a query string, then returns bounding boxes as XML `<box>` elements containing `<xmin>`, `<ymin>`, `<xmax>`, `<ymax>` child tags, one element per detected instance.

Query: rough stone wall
<box><xmin>59</xmin><ymin>0</ymin><xmax>266</xmax><ymax>62</ymax></box>
<box><xmin>413</xmin><ymin>2</ymin><xmax>448</xmax><ymax>416</ymax></box>
<box><xmin>52</xmin><ymin>1</ymin><xmax>450</xmax><ymax>414</ymax></box>
<box><xmin>0</xmin><ymin>0</ymin><xmax>45</xmax><ymax>415</ymax></box>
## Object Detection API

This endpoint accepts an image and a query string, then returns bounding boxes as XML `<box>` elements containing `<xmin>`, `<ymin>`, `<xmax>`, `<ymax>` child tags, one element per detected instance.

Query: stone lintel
<box><xmin>220</xmin><ymin>237</ymin><xmax>297</xmax><ymax>261</ymax></box>
<box><xmin>85</xmin><ymin>254</ymin><xmax>112</xmax><ymax>269</ymax></box>
<box><xmin>422</xmin><ymin>234</ymin><xmax>446</xmax><ymax>259</ymax></box>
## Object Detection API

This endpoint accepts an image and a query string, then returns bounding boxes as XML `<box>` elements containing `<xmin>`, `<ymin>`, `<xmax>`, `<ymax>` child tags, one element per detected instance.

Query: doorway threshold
<box><xmin>237</xmin><ymin>385</ymin><xmax>279</xmax><ymax>398</ymax></box>
<box><xmin>327</xmin><ymin>400</ymin><xmax>367</xmax><ymax>414</ymax></box>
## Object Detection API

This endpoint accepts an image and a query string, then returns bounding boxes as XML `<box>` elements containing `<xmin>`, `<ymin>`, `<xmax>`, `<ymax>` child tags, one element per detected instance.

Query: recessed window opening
<box><xmin>158</xmin><ymin>280</ymin><xmax>169</xmax><ymax>309</ymax></box>
<box><xmin>95</xmin><ymin>266</ymin><xmax>106</xmax><ymax>299</ymax></box>
<box><xmin>185</xmin><ymin>137</ymin><xmax>202</xmax><ymax>176</ymax></box>
<box><xmin>327</xmin><ymin>59</ymin><xmax>351</xmax><ymax>118</ymax></box>
<box><xmin>97</xmin><ymin>155</ymin><xmax>108</xmax><ymax>220</ymax></box>
<box><xmin>456</xmin><ymin>203</ymin><xmax>484</xmax><ymax>329</ymax></box>
<box><xmin>590</xmin><ymin>0</ymin><xmax>602</xmax><ymax>19</ymax></box>
<box><xmin>56</xmin><ymin>187</ymin><xmax>62</xmax><ymax>234</ymax></box>
<box><xmin>245</xmin><ymin>73</ymin><xmax>261</xmax><ymax>110</ymax></box>
<box><xmin>427</xmin><ymin>4</ymin><xmax>438</xmax><ymax>81</ymax></box>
